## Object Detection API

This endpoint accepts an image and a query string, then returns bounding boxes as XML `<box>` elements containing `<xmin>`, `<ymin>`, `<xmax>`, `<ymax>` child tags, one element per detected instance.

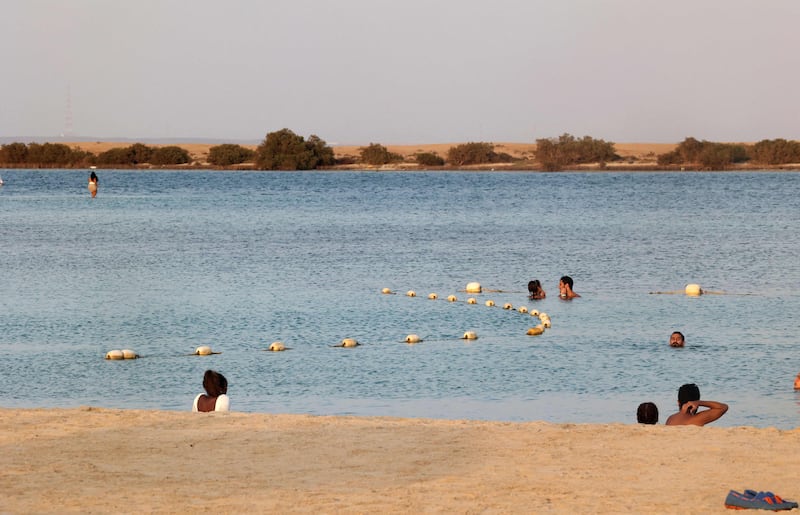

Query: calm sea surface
<box><xmin>1</xmin><ymin>169</ymin><xmax>799</xmax><ymax>428</ymax></box>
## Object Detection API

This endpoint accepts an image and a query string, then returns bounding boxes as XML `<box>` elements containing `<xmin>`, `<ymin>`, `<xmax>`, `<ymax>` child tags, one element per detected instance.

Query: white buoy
<box><xmin>517</xmin><ymin>306</ymin><xmax>528</xmax><ymax>313</ymax></box>
<box><xmin>447</xmin><ymin>295</ymin><xmax>458</xmax><ymax>302</ymax></box>
<box><xmin>467</xmin><ymin>298</ymin><xmax>477</xmax><ymax>304</ymax></box>
<box><xmin>381</xmin><ymin>287</ymin><xmax>392</xmax><ymax>294</ymax></box>
<box><xmin>340</xmin><ymin>338</ymin><xmax>359</xmax><ymax>347</ymax></box>
<box><xmin>405</xmin><ymin>334</ymin><xmax>421</xmax><ymax>344</ymax></box>
<box><xmin>526</xmin><ymin>326</ymin><xmax>544</xmax><ymax>336</ymax></box>
<box><xmin>485</xmin><ymin>300</ymin><xmax>495</xmax><ymax>307</ymax></box>
<box><xmin>268</xmin><ymin>341</ymin><xmax>286</xmax><ymax>352</ymax></box>
<box><xmin>195</xmin><ymin>345</ymin><xmax>214</xmax><ymax>355</ymax></box>
<box><xmin>428</xmin><ymin>293</ymin><xmax>438</xmax><ymax>300</ymax></box>
<box><xmin>530</xmin><ymin>309</ymin><xmax>539</xmax><ymax>317</ymax></box>
<box><xmin>542</xmin><ymin>319</ymin><xmax>552</xmax><ymax>328</ymax></box>
<box><xmin>406</xmin><ymin>290</ymin><xmax>416</xmax><ymax>297</ymax></box>
<box><xmin>461</xmin><ymin>331</ymin><xmax>478</xmax><ymax>340</ymax></box>
<box><xmin>465</xmin><ymin>282</ymin><xmax>482</xmax><ymax>293</ymax></box>
<box><xmin>685</xmin><ymin>283</ymin><xmax>702</xmax><ymax>296</ymax></box>
<box><xmin>105</xmin><ymin>350</ymin><xmax>124</xmax><ymax>360</ymax></box>
<box><xmin>121</xmin><ymin>349</ymin><xmax>139</xmax><ymax>359</ymax></box>
<box><xmin>538</xmin><ymin>313</ymin><xmax>549</xmax><ymax>321</ymax></box>
<box><xmin>503</xmin><ymin>303</ymin><xmax>513</xmax><ymax>310</ymax></box>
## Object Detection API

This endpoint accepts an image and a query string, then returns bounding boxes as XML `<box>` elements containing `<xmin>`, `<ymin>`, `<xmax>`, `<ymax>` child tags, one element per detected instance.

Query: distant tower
<box><xmin>62</xmin><ymin>85</ymin><xmax>74</xmax><ymax>139</ymax></box>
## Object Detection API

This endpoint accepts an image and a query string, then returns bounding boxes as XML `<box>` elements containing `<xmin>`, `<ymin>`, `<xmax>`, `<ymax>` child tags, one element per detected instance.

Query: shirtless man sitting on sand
<box><xmin>665</xmin><ymin>383</ymin><xmax>728</xmax><ymax>426</ymax></box>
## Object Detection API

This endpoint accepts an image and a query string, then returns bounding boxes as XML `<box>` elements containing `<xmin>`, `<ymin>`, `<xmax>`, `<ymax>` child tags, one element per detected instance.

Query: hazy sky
<box><xmin>2</xmin><ymin>0</ymin><xmax>798</xmax><ymax>144</ymax></box>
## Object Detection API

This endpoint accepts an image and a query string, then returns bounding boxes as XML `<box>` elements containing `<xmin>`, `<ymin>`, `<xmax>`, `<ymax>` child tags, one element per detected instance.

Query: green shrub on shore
<box><xmin>415</xmin><ymin>152</ymin><xmax>445</xmax><ymax>166</ymax></box>
<box><xmin>254</xmin><ymin>129</ymin><xmax>334</xmax><ymax>170</ymax></box>
<box><xmin>749</xmin><ymin>139</ymin><xmax>800</xmax><ymax>165</ymax></box>
<box><xmin>208</xmin><ymin>144</ymin><xmax>255</xmax><ymax>166</ymax></box>
<box><xmin>359</xmin><ymin>143</ymin><xmax>403</xmax><ymax>165</ymax></box>
<box><xmin>447</xmin><ymin>142</ymin><xmax>502</xmax><ymax>166</ymax></box>
<box><xmin>657</xmin><ymin>137</ymin><xmax>748</xmax><ymax>169</ymax></box>
<box><xmin>150</xmin><ymin>146</ymin><xmax>191</xmax><ymax>166</ymax></box>
<box><xmin>534</xmin><ymin>134</ymin><xmax>617</xmax><ymax>171</ymax></box>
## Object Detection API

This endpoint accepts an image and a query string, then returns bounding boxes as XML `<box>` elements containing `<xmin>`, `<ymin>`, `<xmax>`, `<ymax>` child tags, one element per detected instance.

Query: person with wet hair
<box><xmin>669</xmin><ymin>331</ymin><xmax>685</xmax><ymax>348</ymax></box>
<box><xmin>192</xmin><ymin>369</ymin><xmax>230</xmax><ymax>412</ymax></box>
<box><xmin>637</xmin><ymin>402</ymin><xmax>659</xmax><ymax>424</ymax></box>
<box><xmin>527</xmin><ymin>279</ymin><xmax>546</xmax><ymax>300</ymax></box>
<box><xmin>665</xmin><ymin>383</ymin><xmax>727</xmax><ymax>426</ymax></box>
<box><xmin>558</xmin><ymin>275</ymin><xmax>580</xmax><ymax>299</ymax></box>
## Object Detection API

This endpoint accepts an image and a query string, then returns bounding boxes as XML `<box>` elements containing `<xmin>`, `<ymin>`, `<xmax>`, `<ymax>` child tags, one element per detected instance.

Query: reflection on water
<box><xmin>1</xmin><ymin>169</ymin><xmax>799</xmax><ymax>428</ymax></box>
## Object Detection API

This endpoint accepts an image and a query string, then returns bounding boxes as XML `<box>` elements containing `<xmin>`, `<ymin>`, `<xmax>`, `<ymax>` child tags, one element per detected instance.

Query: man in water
<box><xmin>558</xmin><ymin>276</ymin><xmax>580</xmax><ymax>299</ymax></box>
<box><xmin>669</xmin><ymin>331</ymin><xmax>685</xmax><ymax>348</ymax></box>
<box><xmin>665</xmin><ymin>383</ymin><xmax>728</xmax><ymax>426</ymax></box>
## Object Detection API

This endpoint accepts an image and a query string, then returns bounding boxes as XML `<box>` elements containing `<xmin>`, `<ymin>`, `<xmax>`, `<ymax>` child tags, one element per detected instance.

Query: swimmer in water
<box><xmin>527</xmin><ymin>279</ymin><xmax>545</xmax><ymax>300</ymax></box>
<box><xmin>669</xmin><ymin>331</ymin><xmax>685</xmax><ymax>348</ymax></box>
<box><xmin>558</xmin><ymin>275</ymin><xmax>580</xmax><ymax>299</ymax></box>
<box><xmin>88</xmin><ymin>171</ymin><xmax>98</xmax><ymax>198</ymax></box>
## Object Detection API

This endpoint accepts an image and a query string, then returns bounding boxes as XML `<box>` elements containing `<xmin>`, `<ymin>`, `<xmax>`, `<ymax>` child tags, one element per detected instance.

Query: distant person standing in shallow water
<box><xmin>88</xmin><ymin>171</ymin><xmax>98</xmax><ymax>198</ymax></box>
<box><xmin>528</xmin><ymin>280</ymin><xmax>546</xmax><ymax>300</ymax></box>
<box><xmin>558</xmin><ymin>275</ymin><xmax>580</xmax><ymax>299</ymax></box>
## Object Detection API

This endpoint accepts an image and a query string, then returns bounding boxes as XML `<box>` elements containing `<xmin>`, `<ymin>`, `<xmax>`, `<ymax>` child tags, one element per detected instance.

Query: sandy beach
<box><xmin>2</xmin><ymin>408</ymin><xmax>798</xmax><ymax>513</ymax></box>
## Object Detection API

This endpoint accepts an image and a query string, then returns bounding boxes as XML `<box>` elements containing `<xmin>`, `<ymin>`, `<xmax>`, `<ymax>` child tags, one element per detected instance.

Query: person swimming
<box><xmin>527</xmin><ymin>280</ymin><xmax>545</xmax><ymax>300</ymax></box>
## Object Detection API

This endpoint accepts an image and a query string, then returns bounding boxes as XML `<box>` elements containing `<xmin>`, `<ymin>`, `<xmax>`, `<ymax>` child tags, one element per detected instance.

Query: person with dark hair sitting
<box><xmin>665</xmin><ymin>383</ymin><xmax>727</xmax><ymax>426</ymax></box>
<box><xmin>192</xmin><ymin>369</ymin><xmax>230</xmax><ymax>412</ymax></box>
<box><xmin>637</xmin><ymin>402</ymin><xmax>659</xmax><ymax>424</ymax></box>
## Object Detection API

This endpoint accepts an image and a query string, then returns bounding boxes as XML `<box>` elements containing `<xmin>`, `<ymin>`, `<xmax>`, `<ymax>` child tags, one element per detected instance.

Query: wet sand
<box><xmin>2</xmin><ymin>407</ymin><xmax>798</xmax><ymax>513</ymax></box>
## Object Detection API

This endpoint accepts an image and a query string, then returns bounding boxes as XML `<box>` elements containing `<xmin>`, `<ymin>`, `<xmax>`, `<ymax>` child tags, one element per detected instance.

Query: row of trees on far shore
<box><xmin>2</xmin><ymin>130</ymin><xmax>800</xmax><ymax>170</ymax></box>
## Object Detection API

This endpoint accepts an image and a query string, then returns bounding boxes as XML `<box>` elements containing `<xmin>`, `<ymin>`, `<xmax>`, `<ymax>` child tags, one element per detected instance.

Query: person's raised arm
<box><xmin>684</xmin><ymin>400</ymin><xmax>728</xmax><ymax>426</ymax></box>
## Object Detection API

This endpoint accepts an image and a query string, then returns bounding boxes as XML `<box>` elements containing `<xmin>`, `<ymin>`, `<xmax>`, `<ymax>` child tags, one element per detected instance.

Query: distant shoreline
<box><xmin>3</xmin><ymin>140</ymin><xmax>799</xmax><ymax>171</ymax></box>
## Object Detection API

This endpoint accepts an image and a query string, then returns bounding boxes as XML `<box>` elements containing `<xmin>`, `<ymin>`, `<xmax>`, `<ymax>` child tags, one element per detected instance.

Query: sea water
<box><xmin>1</xmin><ymin>169</ymin><xmax>799</xmax><ymax>428</ymax></box>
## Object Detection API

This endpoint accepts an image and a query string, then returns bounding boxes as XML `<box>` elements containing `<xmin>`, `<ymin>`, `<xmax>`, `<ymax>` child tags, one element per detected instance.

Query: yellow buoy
<box><xmin>467</xmin><ymin>298</ymin><xmax>477</xmax><ymax>304</ymax></box>
<box><xmin>121</xmin><ymin>349</ymin><xmax>139</xmax><ymax>359</ymax></box>
<box><xmin>268</xmin><ymin>341</ymin><xmax>286</xmax><ymax>352</ymax></box>
<box><xmin>381</xmin><ymin>287</ymin><xmax>392</xmax><ymax>294</ymax></box>
<box><xmin>461</xmin><ymin>331</ymin><xmax>478</xmax><ymax>340</ymax></box>
<box><xmin>503</xmin><ymin>303</ymin><xmax>513</xmax><ymax>310</ymax></box>
<box><xmin>428</xmin><ymin>293</ymin><xmax>438</xmax><ymax>300</ymax></box>
<box><xmin>485</xmin><ymin>300</ymin><xmax>495</xmax><ymax>307</ymax></box>
<box><xmin>105</xmin><ymin>349</ymin><xmax>124</xmax><ymax>360</ymax></box>
<box><xmin>447</xmin><ymin>295</ymin><xmax>458</xmax><ymax>302</ymax></box>
<box><xmin>685</xmin><ymin>283</ymin><xmax>702</xmax><ymax>296</ymax></box>
<box><xmin>406</xmin><ymin>290</ymin><xmax>416</xmax><ymax>297</ymax></box>
<box><xmin>341</xmin><ymin>338</ymin><xmax>359</xmax><ymax>347</ymax></box>
<box><xmin>465</xmin><ymin>282</ymin><xmax>482</xmax><ymax>293</ymax></box>
<box><xmin>517</xmin><ymin>306</ymin><xmax>528</xmax><ymax>314</ymax></box>
<box><xmin>526</xmin><ymin>326</ymin><xmax>544</xmax><ymax>336</ymax></box>
<box><xmin>195</xmin><ymin>345</ymin><xmax>213</xmax><ymax>356</ymax></box>
<box><xmin>405</xmin><ymin>334</ymin><xmax>421</xmax><ymax>344</ymax></box>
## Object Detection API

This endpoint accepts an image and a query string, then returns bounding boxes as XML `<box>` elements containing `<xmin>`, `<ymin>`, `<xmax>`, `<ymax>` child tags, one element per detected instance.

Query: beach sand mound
<box><xmin>1</xmin><ymin>407</ymin><xmax>798</xmax><ymax>513</ymax></box>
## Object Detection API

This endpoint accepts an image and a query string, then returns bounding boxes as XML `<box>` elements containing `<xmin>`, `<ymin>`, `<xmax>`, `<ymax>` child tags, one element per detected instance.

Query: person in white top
<box><xmin>192</xmin><ymin>369</ymin><xmax>230</xmax><ymax>412</ymax></box>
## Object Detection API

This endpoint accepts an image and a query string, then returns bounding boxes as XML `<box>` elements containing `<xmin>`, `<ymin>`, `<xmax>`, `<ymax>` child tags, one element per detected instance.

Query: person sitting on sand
<box><xmin>193</xmin><ymin>369</ymin><xmax>230</xmax><ymax>412</ymax></box>
<box><xmin>665</xmin><ymin>383</ymin><xmax>727</xmax><ymax>426</ymax></box>
<box><xmin>669</xmin><ymin>331</ymin><xmax>685</xmax><ymax>348</ymax></box>
<box><xmin>637</xmin><ymin>402</ymin><xmax>658</xmax><ymax>424</ymax></box>
<box><xmin>528</xmin><ymin>280</ymin><xmax>546</xmax><ymax>300</ymax></box>
<box><xmin>558</xmin><ymin>276</ymin><xmax>580</xmax><ymax>299</ymax></box>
